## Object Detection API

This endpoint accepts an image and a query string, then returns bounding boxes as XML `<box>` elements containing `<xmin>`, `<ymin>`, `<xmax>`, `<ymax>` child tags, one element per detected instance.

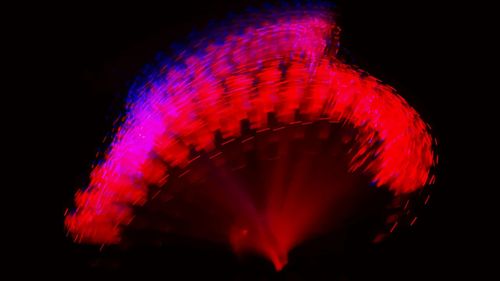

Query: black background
<box><xmin>43</xmin><ymin>0</ymin><xmax>480</xmax><ymax>279</ymax></box>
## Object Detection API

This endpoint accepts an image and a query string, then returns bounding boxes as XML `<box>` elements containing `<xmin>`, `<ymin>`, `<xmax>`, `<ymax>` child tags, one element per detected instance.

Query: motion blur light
<box><xmin>65</xmin><ymin>4</ymin><xmax>436</xmax><ymax>271</ymax></box>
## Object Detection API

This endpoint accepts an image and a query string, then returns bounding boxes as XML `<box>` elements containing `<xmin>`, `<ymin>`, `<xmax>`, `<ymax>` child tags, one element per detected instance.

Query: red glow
<box><xmin>65</xmin><ymin>8</ymin><xmax>436</xmax><ymax>270</ymax></box>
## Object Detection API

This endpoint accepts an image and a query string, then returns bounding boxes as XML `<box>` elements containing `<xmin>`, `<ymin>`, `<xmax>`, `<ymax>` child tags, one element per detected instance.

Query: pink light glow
<box><xmin>65</xmin><ymin>7</ymin><xmax>436</xmax><ymax>270</ymax></box>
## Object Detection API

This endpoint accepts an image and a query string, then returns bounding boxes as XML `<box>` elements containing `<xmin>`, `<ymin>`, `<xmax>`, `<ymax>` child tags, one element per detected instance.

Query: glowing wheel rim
<box><xmin>65</xmin><ymin>5</ymin><xmax>436</xmax><ymax>271</ymax></box>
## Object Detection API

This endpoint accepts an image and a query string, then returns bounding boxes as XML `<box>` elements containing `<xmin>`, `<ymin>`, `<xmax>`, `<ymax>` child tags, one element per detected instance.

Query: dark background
<box><xmin>45</xmin><ymin>0</ymin><xmax>479</xmax><ymax>279</ymax></box>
